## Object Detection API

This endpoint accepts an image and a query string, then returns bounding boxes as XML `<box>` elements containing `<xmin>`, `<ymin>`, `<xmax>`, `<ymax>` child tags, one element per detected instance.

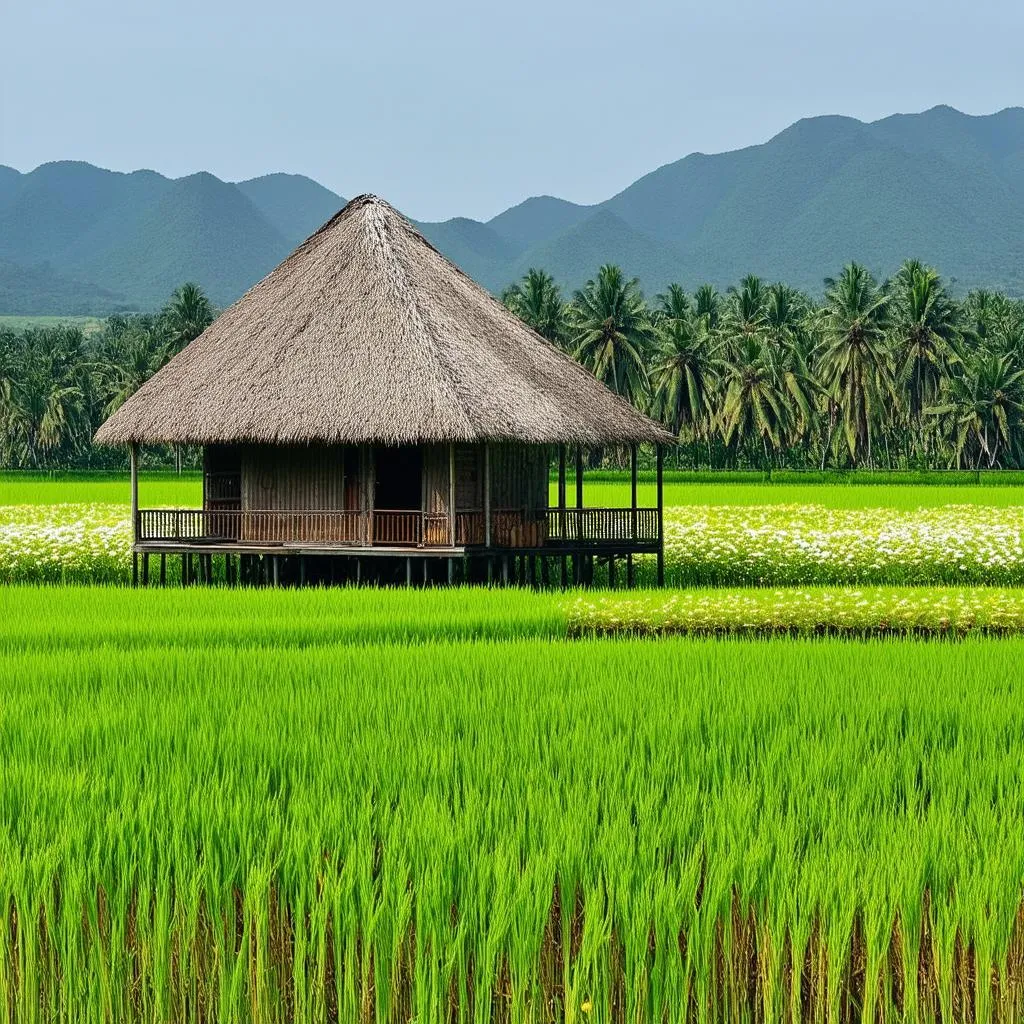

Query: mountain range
<box><xmin>1</xmin><ymin>105</ymin><xmax>1021</xmax><ymax>314</ymax></box>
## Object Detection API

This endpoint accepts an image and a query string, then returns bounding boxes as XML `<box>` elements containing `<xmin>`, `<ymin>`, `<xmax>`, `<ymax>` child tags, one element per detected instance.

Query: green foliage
<box><xmin>0</xmin><ymin>284</ymin><xmax>214</xmax><ymax>468</ymax></box>
<box><xmin>2</xmin><ymin>587</ymin><xmax>1024</xmax><ymax>1019</ymax></box>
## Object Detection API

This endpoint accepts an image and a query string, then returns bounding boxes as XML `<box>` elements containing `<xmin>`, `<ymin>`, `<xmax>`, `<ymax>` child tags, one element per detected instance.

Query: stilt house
<box><xmin>95</xmin><ymin>195</ymin><xmax>671</xmax><ymax>586</ymax></box>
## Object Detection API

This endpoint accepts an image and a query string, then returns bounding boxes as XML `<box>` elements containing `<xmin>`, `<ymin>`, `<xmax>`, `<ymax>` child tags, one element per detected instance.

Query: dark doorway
<box><xmin>374</xmin><ymin>445</ymin><xmax>422</xmax><ymax>510</ymax></box>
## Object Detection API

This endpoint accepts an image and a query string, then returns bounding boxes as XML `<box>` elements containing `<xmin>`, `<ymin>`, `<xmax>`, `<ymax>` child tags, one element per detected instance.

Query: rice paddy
<box><xmin>4</xmin><ymin>470</ymin><xmax>1023</xmax><ymax>510</ymax></box>
<box><xmin>3</xmin><ymin>471</ymin><xmax>1023</xmax><ymax>1021</ymax></box>
<box><xmin>1</xmin><ymin>586</ymin><xmax>1023</xmax><ymax>1022</ymax></box>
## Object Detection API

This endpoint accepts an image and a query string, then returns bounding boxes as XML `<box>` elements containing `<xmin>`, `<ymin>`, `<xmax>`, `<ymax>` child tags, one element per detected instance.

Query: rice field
<box><xmin>3</xmin><ymin>470</ymin><xmax>1023</xmax><ymax>510</ymax></box>
<box><xmin>2</xmin><ymin>586</ymin><xmax>1023</xmax><ymax>1022</ymax></box>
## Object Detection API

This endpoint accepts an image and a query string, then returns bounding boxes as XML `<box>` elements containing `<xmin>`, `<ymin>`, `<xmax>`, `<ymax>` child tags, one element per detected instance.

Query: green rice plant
<box><xmin>0</xmin><ymin>595</ymin><xmax>1022</xmax><ymax>1023</ymax></box>
<box><xmin>0</xmin><ymin>471</ymin><xmax>203</xmax><ymax>506</ymax></box>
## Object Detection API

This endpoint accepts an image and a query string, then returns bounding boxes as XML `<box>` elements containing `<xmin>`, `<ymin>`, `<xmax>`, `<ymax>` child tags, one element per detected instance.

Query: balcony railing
<box><xmin>136</xmin><ymin>507</ymin><xmax>660</xmax><ymax>549</ymax></box>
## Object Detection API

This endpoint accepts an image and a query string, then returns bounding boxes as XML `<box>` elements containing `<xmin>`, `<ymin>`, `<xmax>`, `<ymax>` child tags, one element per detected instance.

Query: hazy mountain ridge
<box><xmin>1</xmin><ymin>105</ymin><xmax>1021</xmax><ymax>313</ymax></box>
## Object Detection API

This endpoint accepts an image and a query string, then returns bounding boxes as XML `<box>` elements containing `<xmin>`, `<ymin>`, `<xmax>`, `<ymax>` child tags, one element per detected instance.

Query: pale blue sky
<box><xmin>1</xmin><ymin>0</ymin><xmax>1021</xmax><ymax>221</ymax></box>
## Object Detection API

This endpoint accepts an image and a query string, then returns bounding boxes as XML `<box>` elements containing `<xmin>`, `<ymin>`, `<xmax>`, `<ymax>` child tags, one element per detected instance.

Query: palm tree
<box><xmin>1</xmin><ymin>327</ymin><xmax>87</xmax><ymax>467</ymax></box>
<box><xmin>719</xmin><ymin>335</ymin><xmax>790</xmax><ymax>467</ymax></box>
<box><xmin>649</xmin><ymin>309</ymin><xmax>721</xmax><ymax>439</ymax></box>
<box><xmin>693</xmin><ymin>284</ymin><xmax>721</xmax><ymax>329</ymax></box>
<box><xmin>569</xmin><ymin>265</ymin><xmax>653</xmax><ymax>406</ymax></box>
<box><xmin>94</xmin><ymin>323</ymin><xmax>164</xmax><ymax>415</ymax></box>
<box><xmin>816</xmin><ymin>264</ymin><xmax>893</xmax><ymax>466</ymax></box>
<box><xmin>721</xmin><ymin>275</ymin><xmax>769</xmax><ymax>356</ymax></box>
<box><xmin>654</xmin><ymin>283</ymin><xmax>691</xmax><ymax>324</ymax></box>
<box><xmin>930</xmin><ymin>352</ymin><xmax>1024</xmax><ymax>468</ymax></box>
<box><xmin>501</xmin><ymin>269</ymin><xmax>566</xmax><ymax>345</ymax></box>
<box><xmin>161</xmin><ymin>282</ymin><xmax>215</xmax><ymax>358</ymax></box>
<box><xmin>889</xmin><ymin>262</ymin><xmax>959</xmax><ymax>456</ymax></box>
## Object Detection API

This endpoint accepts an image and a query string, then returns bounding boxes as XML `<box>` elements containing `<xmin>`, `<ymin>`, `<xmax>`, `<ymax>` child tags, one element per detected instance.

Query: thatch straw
<box><xmin>95</xmin><ymin>195</ymin><xmax>671</xmax><ymax>446</ymax></box>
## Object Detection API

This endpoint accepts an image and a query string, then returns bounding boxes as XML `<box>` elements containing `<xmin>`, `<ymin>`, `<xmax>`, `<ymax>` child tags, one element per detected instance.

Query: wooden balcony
<box><xmin>135</xmin><ymin>506</ymin><xmax>661</xmax><ymax>552</ymax></box>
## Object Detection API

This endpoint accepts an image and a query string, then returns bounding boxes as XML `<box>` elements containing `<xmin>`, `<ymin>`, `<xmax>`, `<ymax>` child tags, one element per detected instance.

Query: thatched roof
<box><xmin>96</xmin><ymin>194</ymin><xmax>671</xmax><ymax>447</ymax></box>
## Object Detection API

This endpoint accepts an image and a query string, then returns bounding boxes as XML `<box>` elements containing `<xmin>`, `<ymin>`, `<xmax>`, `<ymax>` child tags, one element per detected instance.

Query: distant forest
<box><xmin>3</xmin><ymin>257</ymin><xmax>1023</xmax><ymax>473</ymax></box>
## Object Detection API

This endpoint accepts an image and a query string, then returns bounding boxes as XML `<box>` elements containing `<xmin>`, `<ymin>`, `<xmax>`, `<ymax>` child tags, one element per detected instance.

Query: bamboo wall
<box><xmin>213</xmin><ymin>442</ymin><xmax>549</xmax><ymax>519</ymax></box>
<box><xmin>240</xmin><ymin>445</ymin><xmax>353</xmax><ymax>511</ymax></box>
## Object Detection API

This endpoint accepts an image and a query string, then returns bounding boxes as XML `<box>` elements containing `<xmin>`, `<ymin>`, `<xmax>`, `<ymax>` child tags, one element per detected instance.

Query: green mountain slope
<box><xmin>236</xmin><ymin>173</ymin><xmax>345</xmax><ymax>247</ymax></box>
<box><xmin>486</xmin><ymin>196</ymin><xmax>592</xmax><ymax>253</ymax></box>
<box><xmin>0</xmin><ymin>259</ymin><xmax>127</xmax><ymax>316</ymax></box>
<box><xmin>510</xmin><ymin>209</ymin><xmax>685</xmax><ymax>295</ymax></box>
<box><xmin>414</xmin><ymin>217</ymin><xmax>521</xmax><ymax>291</ymax></box>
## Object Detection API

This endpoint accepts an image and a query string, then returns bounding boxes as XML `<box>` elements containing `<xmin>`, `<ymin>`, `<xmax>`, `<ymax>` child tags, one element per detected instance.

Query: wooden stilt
<box><xmin>159</xmin><ymin>553</ymin><xmax>166</xmax><ymax>586</ymax></box>
<box><xmin>448</xmin><ymin>557</ymin><xmax>453</xmax><ymax>585</ymax></box>
<box><xmin>626</xmin><ymin>553</ymin><xmax>634</xmax><ymax>588</ymax></box>
<box><xmin>656</xmin><ymin>444</ymin><xmax>665</xmax><ymax>587</ymax></box>
<box><xmin>406</xmin><ymin>557</ymin><xmax>412</xmax><ymax>586</ymax></box>
<box><xmin>142</xmin><ymin>553</ymin><xmax>149</xmax><ymax>587</ymax></box>
<box><xmin>272</xmin><ymin>556</ymin><xmax>280</xmax><ymax>587</ymax></box>
<box><xmin>608</xmin><ymin>555</ymin><xmax>616</xmax><ymax>589</ymax></box>
<box><xmin>132</xmin><ymin>552</ymin><xmax>139</xmax><ymax>587</ymax></box>
<box><xmin>422</xmin><ymin>559</ymin><xmax>428</xmax><ymax>585</ymax></box>
<box><xmin>299</xmin><ymin>556</ymin><xmax>306</xmax><ymax>587</ymax></box>
<box><xmin>182</xmin><ymin>553</ymin><xmax>188</xmax><ymax>587</ymax></box>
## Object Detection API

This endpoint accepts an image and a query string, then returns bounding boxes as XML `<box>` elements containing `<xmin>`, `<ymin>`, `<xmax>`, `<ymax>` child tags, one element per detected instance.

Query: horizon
<box><xmin>3</xmin><ymin>103</ymin><xmax>1021</xmax><ymax>224</ymax></box>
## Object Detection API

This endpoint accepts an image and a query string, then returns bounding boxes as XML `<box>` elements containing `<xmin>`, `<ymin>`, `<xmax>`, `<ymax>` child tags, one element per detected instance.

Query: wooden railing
<box><xmin>137</xmin><ymin>507</ymin><xmax>660</xmax><ymax>548</ymax></box>
<box><xmin>546</xmin><ymin>507</ymin><xmax>660</xmax><ymax>544</ymax></box>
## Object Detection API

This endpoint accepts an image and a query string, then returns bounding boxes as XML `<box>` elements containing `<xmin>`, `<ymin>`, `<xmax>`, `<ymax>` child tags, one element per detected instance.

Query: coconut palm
<box><xmin>654</xmin><ymin>283</ymin><xmax>691</xmax><ymax>324</ymax></box>
<box><xmin>719</xmin><ymin>335</ymin><xmax>790</xmax><ymax>466</ymax></box>
<box><xmin>721</xmin><ymin>275</ymin><xmax>769</xmax><ymax>356</ymax></box>
<box><xmin>161</xmin><ymin>282</ymin><xmax>215</xmax><ymax>358</ymax></box>
<box><xmin>569</xmin><ymin>265</ymin><xmax>653</xmax><ymax>406</ymax></box>
<box><xmin>889</xmin><ymin>262</ymin><xmax>960</xmax><ymax>455</ymax></box>
<box><xmin>1</xmin><ymin>327</ymin><xmax>87</xmax><ymax>467</ymax></box>
<box><xmin>817</xmin><ymin>264</ymin><xmax>893</xmax><ymax>466</ymax></box>
<box><xmin>930</xmin><ymin>352</ymin><xmax>1024</xmax><ymax>468</ymax></box>
<box><xmin>649</xmin><ymin>309</ymin><xmax>721</xmax><ymax>438</ymax></box>
<box><xmin>502</xmin><ymin>268</ymin><xmax>567</xmax><ymax>345</ymax></box>
<box><xmin>693</xmin><ymin>284</ymin><xmax>721</xmax><ymax>329</ymax></box>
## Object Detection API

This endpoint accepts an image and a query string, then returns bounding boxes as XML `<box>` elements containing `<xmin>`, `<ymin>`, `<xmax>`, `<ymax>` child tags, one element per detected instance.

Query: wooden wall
<box><xmin>228</xmin><ymin>442</ymin><xmax>549</xmax><ymax>518</ymax></box>
<box><xmin>487</xmin><ymin>444</ymin><xmax>549</xmax><ymax>514</ymax></box>
<box><xmin>241</xmin><ymin>444</ymin><xmax>354</xmax><ymax>511</ymax></box>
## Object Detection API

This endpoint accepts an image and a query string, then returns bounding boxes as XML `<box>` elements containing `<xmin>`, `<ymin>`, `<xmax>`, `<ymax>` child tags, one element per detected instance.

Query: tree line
<box><xmin>0</xmin><ymin>284</ymin><xmax>215</xmax><ymax>469</ymax></box>
<box><xmin>2</xmin><ymin>263</ymin><xmax>1023</xmax><ymax>471</ymax></box>
<box><xmin>504</xmin><ymin>262</ymin><xmax>1024</xmax><ymax>469</ymax></box>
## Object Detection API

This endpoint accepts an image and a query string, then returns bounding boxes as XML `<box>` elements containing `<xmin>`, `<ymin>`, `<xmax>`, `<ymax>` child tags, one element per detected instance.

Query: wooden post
<box><xmin>630</xmin><ymin>444</ymin><xmax>638</xmax><ymax>542</ymax></box>
<box><xmin>129</xmin><ymin>443</ymin><xmax>139</xmax><ymax>543</ymax></box>
<box><xmin>484</xmin><ymin>443</ymin><xmax>492</xmax><ymax>548</ymax></box>
<box><xmin>272</xmin><ymin>556</ymin><xmax>279</xmax><ymax>587</ymax></box>
<box><xmin>575</xmin><ymin>446</ymin><xmax>584</xmax><ymax>510</ymax></box>
<box><xmin>449</xmin><ymin>444</ymin><xmax>456</xmax><ymax>547</ymax></box>
<box><xmin>406</xmin><ymin>557</ymin><xmax>412</xmax><ymax>586</ymax></box>
<box><xmin>656</xmin><ymin>444</ymin><xmax>665</xmax><ymax>587</ymax></box>
<box><xmin>558</xmin><ymin>445</ymin><xmax>567</xmax><ymax>541</ymax></box>
<box><xmin>627</xmin><ymin>553</ymin><xmax>634</xmax><ymax>588</ymax></box>
<box><xmin>159</xmin><ymin>553</ymin><xmax>166</xmax><ymax>586</ymax></box>
<box><xmin>299</xmin><ymin>556</ymin><xmax>306</xmax><ymax>587</ymax></box>
<box><xmin>608</xmin><ymin>555</ymin><xmax>616</xmax><ymax>588</ymax></box>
